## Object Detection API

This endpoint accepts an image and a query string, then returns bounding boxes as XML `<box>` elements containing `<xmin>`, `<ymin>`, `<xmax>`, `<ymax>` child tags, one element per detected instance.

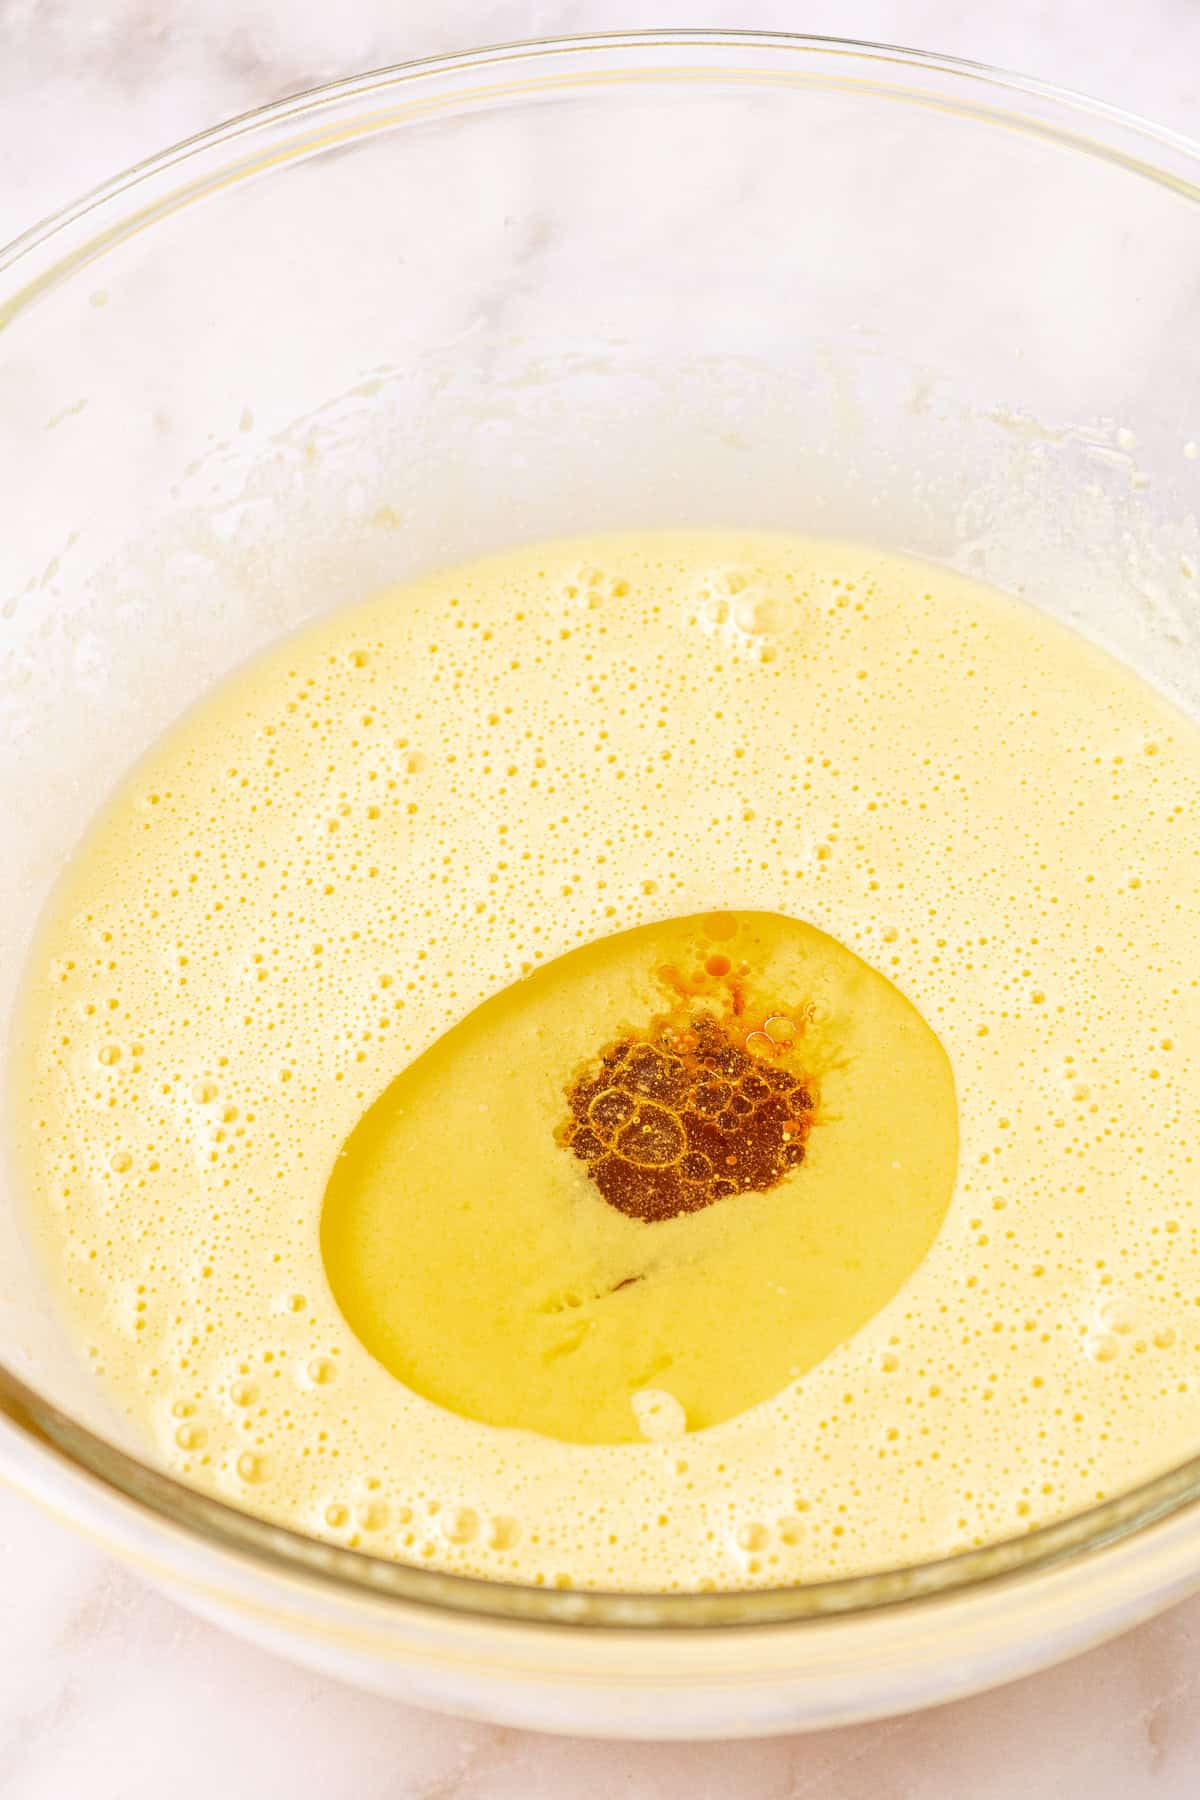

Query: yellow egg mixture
<box><xmin>11</xmin><ymin>532</ymin><xmax>1200</xmax><ymax>1590</ymax></box>
<box><xmin>322</xmin><ymin>909</ymin><xmax>957</xmax><ymax>1445</ymax></box>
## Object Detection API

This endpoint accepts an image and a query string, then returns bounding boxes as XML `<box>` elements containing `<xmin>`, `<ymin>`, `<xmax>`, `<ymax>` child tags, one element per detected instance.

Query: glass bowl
<box><xmin>3</xmin><ymin>30</ymin><xmax>1200</xmax><ymax>1737</ymax></box>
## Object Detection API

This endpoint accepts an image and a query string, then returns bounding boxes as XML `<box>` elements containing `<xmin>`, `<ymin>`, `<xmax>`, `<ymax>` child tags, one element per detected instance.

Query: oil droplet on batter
<box><xmin>321</xmin><ymin>910</ymin><xmax>956</xmax><ymax>1444</ymax></box>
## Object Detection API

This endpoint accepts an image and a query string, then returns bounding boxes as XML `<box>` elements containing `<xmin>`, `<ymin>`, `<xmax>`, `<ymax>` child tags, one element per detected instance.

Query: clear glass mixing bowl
<box><xmin>2</xmin><ymin>31</ymin><xmax>1200</xmax><ymax>1737</ymax></box>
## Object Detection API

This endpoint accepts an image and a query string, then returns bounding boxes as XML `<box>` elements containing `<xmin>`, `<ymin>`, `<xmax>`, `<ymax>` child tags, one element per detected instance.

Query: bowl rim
<box><xmin>4</xmin><ymin>26</ymin><xmax>1200</xmax><ymax>1632</ymax></box>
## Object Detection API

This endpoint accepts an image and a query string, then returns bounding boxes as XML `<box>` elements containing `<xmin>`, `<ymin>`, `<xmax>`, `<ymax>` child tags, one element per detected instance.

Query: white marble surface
<box><xmin>7</xmin><ymin>1477</ymin><xmax>1200</xmax><ymax>1800</ymax></box>
<box><xmin>4</xmin><ymin>1</ymin><xmax>1200</xmax><ymax>1793</ymax></box>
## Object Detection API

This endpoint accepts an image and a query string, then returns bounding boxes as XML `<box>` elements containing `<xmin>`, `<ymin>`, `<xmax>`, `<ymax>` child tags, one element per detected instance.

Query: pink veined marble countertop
<box><xmin>3</xmin><ymin>2</ymin><xmax>1200</xmax><ymax>1794</ymax></box>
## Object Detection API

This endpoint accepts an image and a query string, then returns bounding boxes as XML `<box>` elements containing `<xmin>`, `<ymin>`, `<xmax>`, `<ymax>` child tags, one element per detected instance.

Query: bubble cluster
<box><xmin>562</xmin><ymin>1013</ymin><xmax>814</xmax><ymax>1221</ymax></box>
<box><xmin>13</xmin><ymin>530</ymin><xmax>1200</xmax><ymax>1593</ymax></box>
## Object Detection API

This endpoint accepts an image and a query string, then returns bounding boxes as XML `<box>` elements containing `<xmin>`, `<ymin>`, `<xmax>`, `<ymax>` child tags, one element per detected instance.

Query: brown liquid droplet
<box><xmin>561</xmin><ymin>1012</ymin><xmax>815</xmax><ymax>1221</ymax></box>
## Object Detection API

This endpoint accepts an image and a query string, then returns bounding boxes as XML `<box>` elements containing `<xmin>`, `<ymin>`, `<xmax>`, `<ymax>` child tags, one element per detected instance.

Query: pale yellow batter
<box><xmin>12</xmin><ymin>532</ymin><xmax>1200</xmax><ymax>1590</ymax></box>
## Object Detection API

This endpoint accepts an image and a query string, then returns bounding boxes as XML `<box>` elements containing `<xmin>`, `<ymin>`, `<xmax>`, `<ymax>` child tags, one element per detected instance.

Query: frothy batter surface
<box><xmin>13</xmin><ymin>532</ymin><xmax>1200</xmax><ymax>1590</ymax></box>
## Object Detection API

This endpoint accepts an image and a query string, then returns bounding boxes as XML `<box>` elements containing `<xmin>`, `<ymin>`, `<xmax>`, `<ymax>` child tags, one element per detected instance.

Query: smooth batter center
<box><xmin>320</xmin><ymin>910</ymin><xmax>957</xmax><ymax>1443</ymax></box>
